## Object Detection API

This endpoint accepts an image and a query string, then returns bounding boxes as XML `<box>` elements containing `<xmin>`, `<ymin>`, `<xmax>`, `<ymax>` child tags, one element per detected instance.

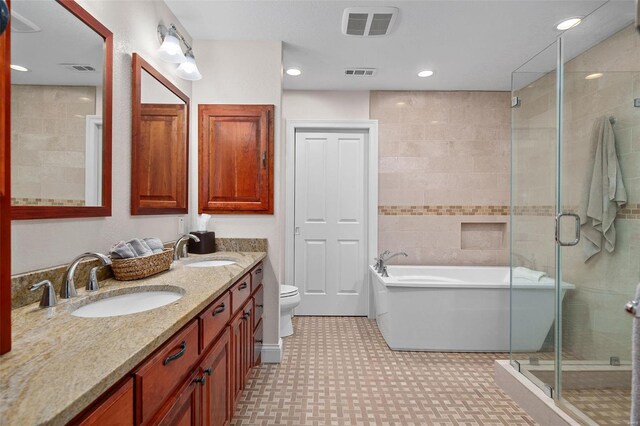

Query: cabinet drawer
<box><xmin>76</xmin><ymin>378</ymin><xmax>134</xmax><ymax>426</ymax></box>
<box><xmin>200</xmin><ymin>292</ymin><xmax>231</xmax><ymax>351</ymax></box>
<box><xmin>253</xmin><ymin>285</ymin><xmax>263</xmax><ymax>330</ymax></box>
<box><xmin>230</xmin><ymin>275</ymin><xmax>251</xmax><ymax>316</ymax></box>
<box><xmin>250</xmin><ymin>263</ymin><xmax>264</xmax><ymax>292</ymax></box>
<box><xmin>135</xmin><ymin>320</ymin><xmax>199</xmax><ymax>424</ymax></box>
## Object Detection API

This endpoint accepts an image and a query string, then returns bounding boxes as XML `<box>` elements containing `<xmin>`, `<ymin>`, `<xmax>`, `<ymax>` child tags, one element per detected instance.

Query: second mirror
<box><xmin>131</xmin><ymin>53</ymin><xmax>189</xmax><ymax>215</ymax></box>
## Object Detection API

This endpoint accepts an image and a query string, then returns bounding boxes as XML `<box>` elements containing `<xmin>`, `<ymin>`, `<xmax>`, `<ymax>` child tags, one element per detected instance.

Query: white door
<box><xmin>294</xmin><ymin>130</ymin><xmax>368</xmax><ymax>316</ymax></box>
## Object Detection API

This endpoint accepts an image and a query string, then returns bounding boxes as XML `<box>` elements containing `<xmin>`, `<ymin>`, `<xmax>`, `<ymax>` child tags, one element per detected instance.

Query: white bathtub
<box><xmin>370</xmin><ymin>265</ymin><xmax>575</xmax><ymax>352</ymax></box>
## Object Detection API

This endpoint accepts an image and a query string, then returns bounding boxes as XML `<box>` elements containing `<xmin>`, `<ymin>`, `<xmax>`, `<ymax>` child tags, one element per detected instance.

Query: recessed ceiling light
<box><xmin>286</xmin><ymin>68</ymin><xmax>302</xmax><ymax>76</ymax></box>
<box><xmin>417</xmin><ymin>70</ymin><xmax>434</xmax><ymax>78</ymax></box>
<box><xmin>585</xmin><ymin>72</ymin><xmax>603</xmax><ymax>80</ymax></box>
<box><xmin>79</xmin><ymin>96</ymin><xmax>92</xmax><ymax>102</ymax></box>
<box><xmin>396</xmin><ymin>101</ymin><xmax>406</xmax><ymax>106</ymax></box>
<box><xmin>10</xmin><ymin>64</ymin><xmax>28</xmax><ymax>72</ymax></box>
<box><xmin>556</xmin><ymin>17</ymin><xmax>582</xmax><ymax>31</ymax></box>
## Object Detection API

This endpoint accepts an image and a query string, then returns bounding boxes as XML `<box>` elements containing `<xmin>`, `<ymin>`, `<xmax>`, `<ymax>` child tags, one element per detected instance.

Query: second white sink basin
<box><xmin>72</xmin><ymin>288</ymin><xmax>183</xmax><ymax>318</ymax></box>
<box><xmin>186</xmin><ymin>260</ymin><xmax>237</xmax><ymax>268</ymax></box>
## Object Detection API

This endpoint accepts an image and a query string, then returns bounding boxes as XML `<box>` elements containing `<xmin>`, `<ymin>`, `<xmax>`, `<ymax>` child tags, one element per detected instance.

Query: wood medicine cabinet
<box><xmin>198</xmin><ymin>104</ymin><xmax>274</xmax><ymax>214</ymax></box>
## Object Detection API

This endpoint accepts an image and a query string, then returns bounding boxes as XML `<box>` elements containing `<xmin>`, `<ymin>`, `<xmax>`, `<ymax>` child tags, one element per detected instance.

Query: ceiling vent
<box><xmin>344</xmin><ymin>68</ymin><xmax>377</xmax><ymax>77</ymax></box>
<box><xmin>60</xmin><ymin>64</ymin><xmax>97</xmax><ymax>73</ymax></box>
<box><xmin>10</xmin><ymin>11</ymin><xmax>41</xmax><ymax>33</ymax></box>
<box><xmin>342</xmin><ymin>7</ymin><xmax>398</xmax><ymax>37</ymax></box>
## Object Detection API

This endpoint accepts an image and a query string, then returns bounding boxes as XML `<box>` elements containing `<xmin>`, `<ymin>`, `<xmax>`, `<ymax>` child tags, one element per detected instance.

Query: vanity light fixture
<box><xmin>417</xmin><ymin>70</ymin><xmax>434</xmax><ymax>77</ymax></box>
<box><xmin>10</xmin><ymin>64</ymin><xmax>28</xmax><ymax>72</ymax></box>
<box><xmin>157</xmin><ymin>24</ymin><xmax>202</xmax><ymax>80</ymax></box>
<box><xmin>157</xmin><ymin>25</ymin><xmax>186</xmax><ymax>63</ymax></box>
<box><xmin>585</xmin><ymin>72</ymin><xmax>603</xmax><ymax>80</ymax></box>
<box><xmin>556</xmin><ymin>17</ymin><xmax>582</xmax><ymax>31</ymax></box>
<box><xmin>286</xmin><ymin>68</ymin><xmax>302</xmax><ymax>76</ymax></box>
<box><xmin>176</xmin><ymin>49</ymin><xmax>202</xmax><ymax>81</ymax></box>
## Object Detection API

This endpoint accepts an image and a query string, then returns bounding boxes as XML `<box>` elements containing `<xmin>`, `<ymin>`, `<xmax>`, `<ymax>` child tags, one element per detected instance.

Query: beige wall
<box><xmin>11</xmin><ymin>0</ymin><xmax>193</xmax><ymax>274</ymax></box>
<box><xmin>371</xmin><ymin>91</ymin><xmax>511</xmax><ymax>266</ymax></box>
<box><xmin>11</xmin><ymin>85</ymin><xmax>96</xmax><ymax>205</ymax></box>
<box><xmin>190</xmin><ymin>40</ymin><xmax>283</xmax><ymax>353</ymax></box>
<box><xmin>514</xmin><ymin>26</ymin><xmax>640</xmax><ymax>360</ymax></box>
<box><xmin>282</xmin><ymin>90</ymin><xmax>370</xmax><ymax>120</ymax></box>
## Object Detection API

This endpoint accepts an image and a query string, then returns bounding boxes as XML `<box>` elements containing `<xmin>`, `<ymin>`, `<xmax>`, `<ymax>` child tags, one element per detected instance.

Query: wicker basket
<box><xmin>111</xmin><ymin>249</ymin><xmax>173</xmax><ymax>281</ymax></box>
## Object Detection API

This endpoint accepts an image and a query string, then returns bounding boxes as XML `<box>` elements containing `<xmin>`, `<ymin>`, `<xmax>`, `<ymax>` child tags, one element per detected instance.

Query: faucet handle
<box><xmin>30</xmin><ymin>280</ymin><xmax>57</xmax><ymax>308</ymax></box>
<box><xmin>87</xmin><ymin>267</ymin><xmax>100</xmax><ymax>292</ymax></box>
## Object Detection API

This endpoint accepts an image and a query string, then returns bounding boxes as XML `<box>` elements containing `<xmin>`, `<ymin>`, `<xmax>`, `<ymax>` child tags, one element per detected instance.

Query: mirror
<box><xmin>10</xmin><ymin>0</ymin><xmax>112</xmax><ymax>219</ymax></box>
<box><xmin>131</xmin><ymin>53</ymin><xmax>189</xmax><ymax>215</ymax></box>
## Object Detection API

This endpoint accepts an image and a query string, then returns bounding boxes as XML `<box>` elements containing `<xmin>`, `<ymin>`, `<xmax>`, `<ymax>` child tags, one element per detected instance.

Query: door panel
<box><xmin>294</xmin><ymin>131</ymin><xmax>368</xmax><ymax>315</ymax></box>
<box><xmin>0</xmin><ymin>0</ymin><xmax>9</xmax><ymax>355</ymax></box>
<box><xmin>201</xmin><ymin>328</ymin><xmax>231</xmax><ymax>426</ymax></box>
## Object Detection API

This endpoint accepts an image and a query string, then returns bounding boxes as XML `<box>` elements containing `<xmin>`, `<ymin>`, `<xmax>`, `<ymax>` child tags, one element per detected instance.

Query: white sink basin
<box><xmin>185</xmin><ymin>260</ymin><xmax>237</xmax><ymax>268</ymax></box>
<box><xmin>72</xmin><ymin>288</ymin><xmax>183</xmax><ymax>318</ymax></box>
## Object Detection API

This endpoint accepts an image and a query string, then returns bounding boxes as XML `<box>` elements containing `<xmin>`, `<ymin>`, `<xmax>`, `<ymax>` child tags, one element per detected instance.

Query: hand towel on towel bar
<box><xmin>578</xmin><ymin>116</ymin><xmax>627</xmax><ymax>262</ymax></box>
<box><xmin>631</xmin><ymin>283</ymin><xmax>640</xmax><ymax>425</ymax></box>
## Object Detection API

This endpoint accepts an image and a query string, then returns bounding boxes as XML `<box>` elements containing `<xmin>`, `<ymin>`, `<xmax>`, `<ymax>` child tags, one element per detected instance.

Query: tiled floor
<box><xmin>563</xmin><ymin>388</ymin><xmax>631</xmax><ymax>426</ymax></box>
<box><xmin>232</xmin><ymin>317</ymin><xmax>536</xmax><ymax>425</ymax></box>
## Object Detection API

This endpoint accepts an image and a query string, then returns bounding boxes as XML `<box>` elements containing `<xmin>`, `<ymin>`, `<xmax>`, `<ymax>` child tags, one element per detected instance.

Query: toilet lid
<box><xmin>280</xmin><ymin>285</ymin><xmax>299</xmax><ymax>297</ymax></box>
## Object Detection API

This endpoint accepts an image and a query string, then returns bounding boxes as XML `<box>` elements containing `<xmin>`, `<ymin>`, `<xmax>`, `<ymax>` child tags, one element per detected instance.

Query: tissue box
<box><xmin>188</xmin><ymin>231</ymin><xmax>216</xmax><ymax>254</ymax></box>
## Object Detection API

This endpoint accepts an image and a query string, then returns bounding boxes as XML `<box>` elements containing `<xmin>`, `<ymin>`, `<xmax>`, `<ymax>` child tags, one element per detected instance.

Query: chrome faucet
<box><xmin>377</xmin><ymin>251</ymin><xmax>408</xmax><ymax>274</ymax></box>
<box><xmin>61</xmin><ymin>252</ymin><xmax>112</xmax><ymax>298</ymax></box>
<box><xmin>173</xmin><ymin>233</ymin><xmax>200</xmax><ymax>261</ymax></box>
<box><xmin>373</xmin><ymin>250</ymin><xmax>390</xmax><ymax>272</ymax></box>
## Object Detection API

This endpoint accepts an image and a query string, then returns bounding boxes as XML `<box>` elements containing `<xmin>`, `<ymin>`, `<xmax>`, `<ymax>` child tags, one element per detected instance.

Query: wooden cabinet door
<box><xmin>230</xmin><ymin>311</ymin><xmax>244</xmax><ymax>411</ymax></box>
<box><xmin>242</xmin><ymin>302</ymin><xmax>254</xmax><ymax>376</ymax></box>
<box><xmin>155</xmin><ymin>370</ymin><xmax>202</xmax><ymax>426</ymax></box>
<box><xmin>75</xmin><ymin>379</ymin><xmax>134</xmax><ymax>426</ymax></box>
<box><xmin>132</xmin><ymin>103</ymin><xmax>187</xmax><ymax>214</ymax></box>
<box><xmin>0</xmin><ymin>0</ymin><xmax>10</xmax><ymax>355</ymax></box>
<box><xmin>201</xmin><ymin>328</ymin><xmax>231</xmax><ymax>426</ymax></box>
<box><xmin>198</xmin><ymin>105</ymin><xmax>274</xmax><ymax>214</ymax></box>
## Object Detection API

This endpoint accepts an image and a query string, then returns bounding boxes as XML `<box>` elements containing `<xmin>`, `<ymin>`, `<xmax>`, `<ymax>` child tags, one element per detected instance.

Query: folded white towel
<box><xmin>109</xmin><ymin>241</ymin><xmax>136</xmax><ymax>259</ymax></box>
<box><xmin>512</xmin><ymin>267</ymin><xmax>547</xmax><ymax>282</ymax></box>
<box><xmin>127</xmin><ymin>238</ymin><xmax>152</xmax><ymax>257</ymax></box>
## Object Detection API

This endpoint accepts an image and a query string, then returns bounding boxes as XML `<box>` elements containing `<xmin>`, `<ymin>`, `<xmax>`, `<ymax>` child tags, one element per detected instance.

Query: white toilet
<box><xmin>280</xmin><ymin>285</ymin><xmax>301</xmax><ymax>337</ymax></box>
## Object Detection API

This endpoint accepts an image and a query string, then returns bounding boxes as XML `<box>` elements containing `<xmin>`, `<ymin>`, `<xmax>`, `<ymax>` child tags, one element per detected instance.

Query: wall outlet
<box><xmin>177</xmin><ymin>217</ymin><xmax>185</xmax><ymax>235</ymax></box>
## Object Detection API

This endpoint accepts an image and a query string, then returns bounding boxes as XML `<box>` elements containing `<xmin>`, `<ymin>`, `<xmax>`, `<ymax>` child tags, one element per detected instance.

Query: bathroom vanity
<box><xmin>0</xmin><ymin>252</ymin><xmax>266</xmax><ymax>425</ymax></box>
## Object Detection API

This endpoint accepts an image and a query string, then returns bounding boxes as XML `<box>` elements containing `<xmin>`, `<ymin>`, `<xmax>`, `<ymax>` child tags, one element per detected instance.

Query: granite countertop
<box><xmin>0</xmin><ymin>251</ymin><xmax>266</xmax><ymax>425</ymax></box>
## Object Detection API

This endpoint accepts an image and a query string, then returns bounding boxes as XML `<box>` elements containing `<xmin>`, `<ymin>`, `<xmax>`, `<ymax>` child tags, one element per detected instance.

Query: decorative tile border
<box><xmin>379</xmin><ymin>205</ymin><xmax>509</xmax><ymax>216</ymax></box>
<box><xmin>12</xmin><ymin>197</ymin><xmax>85</xmax><ymax>206</ymax></box>
<box><xmin>511</xmin><ymin>205</ymin><xmax>555</xmax><ymax>216</ymax></box>
<box><xmin>379</xmin><ymin>204</ymin><xmax>640</xmax><ymax>219</ymax></box>
<box><xmin>619</xmin><ymin>203</ymin><xmax>640</xmax><ymax>219</ymax></box>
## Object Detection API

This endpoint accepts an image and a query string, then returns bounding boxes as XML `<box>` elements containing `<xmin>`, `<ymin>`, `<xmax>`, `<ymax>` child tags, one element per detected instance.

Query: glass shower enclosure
<box><xmin>511</xmin><ymin>1</ymin><xmax>639</xmax><ymax>423</ymax></box>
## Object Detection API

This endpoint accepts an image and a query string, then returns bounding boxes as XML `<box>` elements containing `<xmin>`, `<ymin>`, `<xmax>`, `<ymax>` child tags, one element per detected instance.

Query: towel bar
<box><xmin>626</xmin><ymin>300</ymin><xmax>638</xmax><ymax>315</ymax></box>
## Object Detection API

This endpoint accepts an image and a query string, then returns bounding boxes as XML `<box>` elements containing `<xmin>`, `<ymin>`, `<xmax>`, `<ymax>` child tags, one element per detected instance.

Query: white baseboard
<box><xmin>261</xmin><ymin>338</ymin><xmax>283</xmax><ymax>363</ymax></box>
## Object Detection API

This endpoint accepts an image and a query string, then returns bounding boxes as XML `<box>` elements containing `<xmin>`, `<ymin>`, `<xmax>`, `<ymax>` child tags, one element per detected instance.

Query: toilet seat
<box><xmin>280</xmin><ymin>285</ymin><xmax>299</xmax><ymax>297</ymax></box>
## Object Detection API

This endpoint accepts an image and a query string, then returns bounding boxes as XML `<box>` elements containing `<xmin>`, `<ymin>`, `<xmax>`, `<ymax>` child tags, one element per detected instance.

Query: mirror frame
<box><xmin>11</xmin><ymin>0</ymin><xmax>113</xmax><ymax>220</ymax></box>
<box><xmin>131</xmin><ymin>53</ymin><xmax>189</xmax><ymax>215</ymax></box>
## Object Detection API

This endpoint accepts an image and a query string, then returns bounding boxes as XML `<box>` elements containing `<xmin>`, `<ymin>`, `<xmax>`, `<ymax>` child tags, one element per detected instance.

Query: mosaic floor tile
<box><xmin>232</xmin><ymin>317</ymin><xmax>536</xmax><ymax>426</ymax></box>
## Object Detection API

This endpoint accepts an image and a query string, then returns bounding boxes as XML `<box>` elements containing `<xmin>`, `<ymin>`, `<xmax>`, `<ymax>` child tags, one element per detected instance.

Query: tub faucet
<box><xmin>373</xmin><ymin>250</ymin><xmax>390</xmax><ymax>271</ymax></box>
<box><xmin>378</xmin><ymin>251</ymin><xmax>408</xmax><ymax>274</ymax></box>
<box><xmin>61</xmin><ymin>252</ymin><xmax>112</xmax><ymax>299</ymax></box>
<box><xmin>173</xmin><ymin>233</ymin><xmax>201</xmax><ymax>261</ymax></box>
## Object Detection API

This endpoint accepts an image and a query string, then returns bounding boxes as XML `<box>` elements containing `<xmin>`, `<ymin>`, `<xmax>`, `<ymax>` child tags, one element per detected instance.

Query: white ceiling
<box><xmin>11</xmin><ymin>0</ymin><xmax>104</xmax><ymax>86</ymax></box>
<box><xmin>165</xmin><ymin>0</ymin><xmax>636</xmax><ymax>91</ymax></box>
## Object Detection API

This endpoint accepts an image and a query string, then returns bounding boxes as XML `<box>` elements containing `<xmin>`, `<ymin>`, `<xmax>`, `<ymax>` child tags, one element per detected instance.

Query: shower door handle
<box><xmin>555</xmin><ymin>213</ymin><xmax>581</xmax><ymax>246</ymax></box>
